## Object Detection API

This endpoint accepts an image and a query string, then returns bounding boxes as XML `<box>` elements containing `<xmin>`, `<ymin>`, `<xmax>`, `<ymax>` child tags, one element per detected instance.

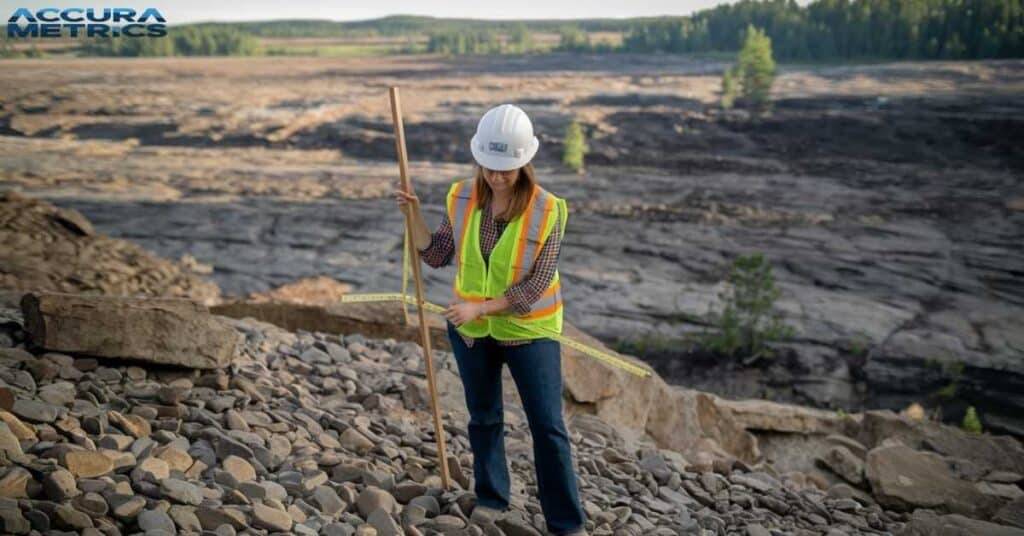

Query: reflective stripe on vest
<box><xmin>448</xmin><ymin>179</ymin><xmax>477</xmax><ymax>270</ymax></box>
<box><xmin>510</xmin><ymin>186</ymin><xmax>558</xmax><ymax>285</ymax></box>
<box><xmin>521</xmin><ymin>278</ymin><xmax>561</xmax><ymax>318</ymax></box>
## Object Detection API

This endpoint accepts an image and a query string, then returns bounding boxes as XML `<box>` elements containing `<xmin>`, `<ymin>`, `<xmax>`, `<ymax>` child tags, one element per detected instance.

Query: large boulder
<box><xmin>996</xmin><ymin>497</ymin><xmax>1024</xmax><ymax>529</ymax></box>
<box><xmin>865</xmin><ymin>443</ymin><xmax>1003</xmax><ymax>517</ymax></box>
<box><xmin>211</xmin><ymin>299</ymin><xmax>451</xmax><ymax>352</ymax></box>
<box><xmin>643</xmin><ymin>380</ymin><xmax>759</xmax><ymax>464</ymax></box>
<box><xmin>559</xmin><ymin>323</ymin><xmax>760</xmax><ymax>463</ymax></box>
<box><xmin>859</xmin><ymin>410</ymin><xmax>1024</xmax><ymax>474</ymax></box>
<box><xmin>21</xmin><ymin>292</ymin><xmax>239</xmax><ymax>369</ymax></box>
<box><xmin>716</xmin><ymin>398</ymin><xmax>858</xmax><ymax>436</ymax></box>
<box><xmin>817</xmin><ymin>445</ymin><xmax>865</xmax><ymax>486</ymax></box>
<box><xmin>898</xmin><ymin>509</ymin><xmax>1024</xmax><ymax>536</ymax></box>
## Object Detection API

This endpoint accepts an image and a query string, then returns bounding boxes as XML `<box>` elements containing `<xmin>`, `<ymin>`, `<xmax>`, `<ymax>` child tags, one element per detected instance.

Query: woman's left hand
<box><xmin>445</xmin><ymin>301</ymin><xmax>484</xmax><ymax>326</ymax></box>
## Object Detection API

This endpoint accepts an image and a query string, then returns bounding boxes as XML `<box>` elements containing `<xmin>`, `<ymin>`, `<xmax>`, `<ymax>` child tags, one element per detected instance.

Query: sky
<box><xmin>1</xmin><ymin>1</ymin><xmax>740</xmax><ymax>24</ymax></box>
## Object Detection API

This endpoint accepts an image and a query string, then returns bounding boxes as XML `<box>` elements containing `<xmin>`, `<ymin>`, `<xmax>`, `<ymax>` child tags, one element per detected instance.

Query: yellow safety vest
<box><xmin>446</xmin><ymin>177</ymin><xmax>568</xmax><ymax>340</ymax></box>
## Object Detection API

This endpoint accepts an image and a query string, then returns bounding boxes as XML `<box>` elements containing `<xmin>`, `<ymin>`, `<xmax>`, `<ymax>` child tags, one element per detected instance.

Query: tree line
<box><xmin>203</xmin><ymin>15</ymin><xmax>639</xmax><ymax>38</ymax></box>
<box><xmin>617</xmin><ymin>0</ymin><xmax>1023</xmax><ymax>60</ymax></box>
<box><xmin>7</xmin><ymin>0</ymin><xmax>1021</xmax><ymax>60</ymax></box>
<box><xmin>78</xmin><ymin>25</ymin><xmax>258</xmax><ymax>56</ymax></box>
<box><xmin>426</xmin><ymin>25</ymin><xmax>533</xmax><ymax>54</ymax></box>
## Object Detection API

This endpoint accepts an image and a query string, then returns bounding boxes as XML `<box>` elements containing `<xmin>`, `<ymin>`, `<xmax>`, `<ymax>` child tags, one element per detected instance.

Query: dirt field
<box><xmin>1</xmin><ymin>53</ymin><xmax>1022</xmax><ymax>432</ymax></box>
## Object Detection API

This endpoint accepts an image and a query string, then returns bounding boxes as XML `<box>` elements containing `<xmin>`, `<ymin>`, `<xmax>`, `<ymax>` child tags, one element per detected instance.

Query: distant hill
<box><xmin>175</xmin><ymin>15</ymin><xmax>651</xmax><ymax>38</ymax></box>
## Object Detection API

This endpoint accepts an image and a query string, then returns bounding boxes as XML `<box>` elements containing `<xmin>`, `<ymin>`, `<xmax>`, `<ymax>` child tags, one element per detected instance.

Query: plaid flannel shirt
<box><xmin>418</xmin><ymin>200</ymin><xmax>563</xmax><ymax>347</ymax></box>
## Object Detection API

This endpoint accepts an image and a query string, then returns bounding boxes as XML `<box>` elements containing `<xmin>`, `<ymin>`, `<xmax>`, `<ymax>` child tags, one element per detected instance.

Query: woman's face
<box><xmin>481</xmin><ymin>166</ymin><xmax>519</xmax><ymax>194</ymax></box>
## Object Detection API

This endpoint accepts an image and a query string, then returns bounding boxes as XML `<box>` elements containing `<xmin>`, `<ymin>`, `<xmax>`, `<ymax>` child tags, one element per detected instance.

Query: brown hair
<box><xmin>474</xmin><ymin>162</ymin><xmax>538</xmax><ymax>222</ymax></box>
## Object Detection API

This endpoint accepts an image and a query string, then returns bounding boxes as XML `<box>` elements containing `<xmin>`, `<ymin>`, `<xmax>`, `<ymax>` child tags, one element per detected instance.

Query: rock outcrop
<box><xmin>21</xmin><ymin>292</ymin><xmax>240</xmax><ymax>369</ymax></box>
<box><xmin>0</xmin><ymin>191</ymin><xmax>219</xmax><ymax>305</ymax></box>
<box><xmin>858</xmin><ymin>410</ymin><xmax>1024</xmax><ymax>475</ymax></box>
<box><xmin>865</xmin><ymin>443</ymin><xmax>1002</xmax><ymax>516</ymax></box>
<box><xmin>898</xmin><ymin>509</ymin><xmax>1024</xmax><ymax>536</ymax></box>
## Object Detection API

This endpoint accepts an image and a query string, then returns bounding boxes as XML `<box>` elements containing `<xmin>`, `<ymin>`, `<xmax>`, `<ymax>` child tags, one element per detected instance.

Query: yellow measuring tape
<box><xmin>339</xmin><ymin>292</ymin><xmax>651</xmax><ymax>377</ymax></box>
<box><xmin>337</xmin><ymin>228</ymin><xmax>652</xmax><ymax>378</ymax></box>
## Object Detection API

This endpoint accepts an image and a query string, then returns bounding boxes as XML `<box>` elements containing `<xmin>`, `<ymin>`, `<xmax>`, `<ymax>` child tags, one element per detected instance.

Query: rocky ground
<box><xmin>2</xmin><ymin>290</ymin><xmax>1023</xmax><ymax>536</ymax></box>
<box><xmin>0</xmin><ymin>191</ymin><xmax>219</xmax><ymax>305</ymax></box>
<box><xmin>0</xmin><ymin>55</ymin><xmax>1022</xmax><ymax>435</ymax></box>
<box><xmin>0</xmin><ymin>185</ymin><xmax>1022</xmax><ymax>534</ymax></box>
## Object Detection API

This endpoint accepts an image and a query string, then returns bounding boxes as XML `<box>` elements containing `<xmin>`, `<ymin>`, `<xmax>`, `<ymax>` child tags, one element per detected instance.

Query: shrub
<box><xmin>720</xmin><ymin>67</ymin><xmax>737</xmax><ymax>109</ymax></box>
<box><xmin>963</xmin><ymin>406</ymin><xmax>982</xmax><ymax>434</ymax></box>
<box><xmin>562</xmin><ymin>120</ymin><xmax>587</xmax><ymax>173</ymax></box>
<box><xmin>701</xmin><ymin>253</ymin><xmax>793</xmax><ymax>361</ymax></box>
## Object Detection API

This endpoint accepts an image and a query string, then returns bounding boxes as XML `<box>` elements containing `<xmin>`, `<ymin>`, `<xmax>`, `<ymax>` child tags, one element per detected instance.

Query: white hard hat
<box><xmin>470</xmin><ymin>104</ymin><xmax>539</xmax><ymax>171</ymax></box>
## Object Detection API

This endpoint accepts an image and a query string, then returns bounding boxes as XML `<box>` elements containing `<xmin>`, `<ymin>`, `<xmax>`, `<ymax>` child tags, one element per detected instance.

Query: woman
<box><xmin>393</xmin><ymin>104</ymin><xmax>587</xmax><ymax>536</ymax></box>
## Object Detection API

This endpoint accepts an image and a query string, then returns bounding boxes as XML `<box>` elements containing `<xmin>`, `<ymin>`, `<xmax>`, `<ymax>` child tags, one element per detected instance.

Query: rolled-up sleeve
<box><xmin>503</xmin><ymin>211</ymin><xmax>564</xmax><ymax>316</ymax></box>
<box><xmin>418</xmin><ymin>214</ymin><xmax>455</xmax><ymax>268</ymax></box>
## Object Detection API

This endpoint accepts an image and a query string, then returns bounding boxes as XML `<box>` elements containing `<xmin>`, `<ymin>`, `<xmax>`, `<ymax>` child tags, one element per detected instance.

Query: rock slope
<box><xmin>1</xmin><ymin>293</ymin><xmax>1023</xmax><ymax>535</ymax></box>
<box><xmin>0</xmin><ymin>191</ymin><xmax>219</xmax><ymax>305</ymax></box>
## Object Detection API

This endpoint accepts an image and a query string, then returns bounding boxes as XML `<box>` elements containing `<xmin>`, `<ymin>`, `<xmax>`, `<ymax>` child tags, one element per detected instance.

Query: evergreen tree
<box><xmin>701</xmin><ymin>253</ymin><xmax>794</xmax><ymax>361</ymax></box>
<box><xmin>562</xmin><ymin>120</ymin><xmax>587</xmax><ymax>174</ymax></box>
<box><xmin>735</xmin><ymin>24</ymin><xmax>776</xmax><ymax>112</ymax></box>
<box><xmin>963</xmin><ymin>406</ymin><xmax>983</xmax><ymax>433</ymax></box>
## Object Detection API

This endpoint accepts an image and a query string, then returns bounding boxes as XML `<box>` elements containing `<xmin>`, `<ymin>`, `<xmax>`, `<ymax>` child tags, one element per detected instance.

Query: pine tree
<box><xmin>963</xmin><ymin>406</ymin><xmax>983</xmax><ymax>434</ymax></box>
<box><xmin>721</xmin><ymin>67</ymin><xmax>737</xmax><ymax>109</ymax></box>
<box><xmin>562</xmin><ymin>120</ymin><xmax>587</xmax><ymax>174</ymax></box>
<box><xmin>735</xmin><ymin>24</ymin><xmax>776</xmax><ymax>112</ymax></box>
<box><xmin>701</xmin><ymin>253</ymin><xmax>794</xmax><ymax>361</ymax></box>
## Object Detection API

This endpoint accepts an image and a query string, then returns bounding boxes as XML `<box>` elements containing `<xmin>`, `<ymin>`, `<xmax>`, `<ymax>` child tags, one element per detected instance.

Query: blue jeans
<box><xmin>446</xmin><ymin>320</ymin><xmax>586</xmax><ymax>535</ymax></box>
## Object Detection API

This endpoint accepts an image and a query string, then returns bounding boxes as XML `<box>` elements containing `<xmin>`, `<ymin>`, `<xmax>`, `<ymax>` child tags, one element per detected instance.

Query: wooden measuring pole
<box><xmin>388</xmin><ymin>86</ymin><xmax>451</xmax><ymax>490</ymax></box>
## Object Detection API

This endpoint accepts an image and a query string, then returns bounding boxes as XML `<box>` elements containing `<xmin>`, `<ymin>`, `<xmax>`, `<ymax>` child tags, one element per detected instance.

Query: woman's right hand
<box><xmin>393</xmin><ymin>187</ymin><xmax>420</xmax><ymax>216</ymax></box>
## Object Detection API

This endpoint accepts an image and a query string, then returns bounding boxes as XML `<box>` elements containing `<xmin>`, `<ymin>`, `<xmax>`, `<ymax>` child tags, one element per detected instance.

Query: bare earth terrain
<box><xmin>1</xmin><ymin>53</ymin><xmax>1022</xmax><ymax>434</ymax></box>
